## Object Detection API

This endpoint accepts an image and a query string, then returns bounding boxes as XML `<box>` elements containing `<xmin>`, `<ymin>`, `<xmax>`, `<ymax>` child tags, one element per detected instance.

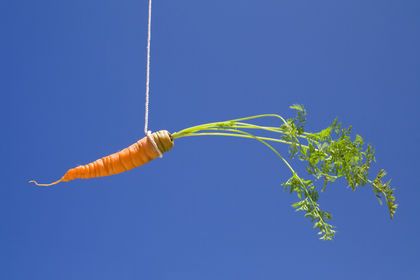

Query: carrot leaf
<box><xmin>172</xmin><ymin>105</ymin><xmax>397</xmax><ymax>240</ymax></box>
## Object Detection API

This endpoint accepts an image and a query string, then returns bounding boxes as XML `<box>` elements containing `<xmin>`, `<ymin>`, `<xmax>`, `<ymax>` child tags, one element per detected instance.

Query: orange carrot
<box><xmin>30</xmin><ymin>130</ymin><xmax>174</xmax><ymax>186</ymax></box>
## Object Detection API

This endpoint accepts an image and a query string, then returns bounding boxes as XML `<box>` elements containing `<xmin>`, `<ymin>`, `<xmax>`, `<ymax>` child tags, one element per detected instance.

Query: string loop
<box><xmin>147</xmin><ymin>130</ymin><xmax>163</xmax><ymax>158</ymax></box>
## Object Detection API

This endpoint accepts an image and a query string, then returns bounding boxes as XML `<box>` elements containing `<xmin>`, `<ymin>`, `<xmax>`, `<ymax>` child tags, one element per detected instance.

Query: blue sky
<box><xmin>2</xmin><ymin>0</ymin><xmax>420</xmax><ymax>279</ymax></box>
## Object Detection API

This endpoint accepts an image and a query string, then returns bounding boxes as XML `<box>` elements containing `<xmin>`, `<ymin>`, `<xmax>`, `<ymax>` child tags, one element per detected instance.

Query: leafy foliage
<box><xmin>280</xmin><ymin>105</ymin><xmax>397</xmax><ymax>238</ymax></box>
<box><xmin>284</xmin><ymin>173</ymin><xmax>335</xmax><ymax>240</ymax></box>
<box><xmin>172</xmin><ymin>105</ymin><xmax>397</xmax><ymax>240</ymax></box>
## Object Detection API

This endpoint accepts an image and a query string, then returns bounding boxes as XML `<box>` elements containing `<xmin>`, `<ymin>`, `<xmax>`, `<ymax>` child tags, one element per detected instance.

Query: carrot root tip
<box><xmin>29</xmin><ymin>179</ymin><xmax>62</xmax><ymax>187</ymax></box>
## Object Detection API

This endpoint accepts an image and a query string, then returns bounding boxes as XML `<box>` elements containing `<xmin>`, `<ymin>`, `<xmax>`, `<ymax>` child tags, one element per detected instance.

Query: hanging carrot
<box><xmin>29</xmin><ymin>130</ymin><xmax>173</xmax><ymax>187</ymax></box>
<box><xmin>30</xmin><ymin>106</ymin><xmax>397</xmax><ymax>240</ymax></box>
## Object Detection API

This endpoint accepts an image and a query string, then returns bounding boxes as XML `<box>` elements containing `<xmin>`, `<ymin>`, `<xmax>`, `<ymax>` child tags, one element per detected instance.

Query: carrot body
<box><xmin>30</xmin><ymin>130</ymin><xmax>174</xmax><ymax>186</ymax></box>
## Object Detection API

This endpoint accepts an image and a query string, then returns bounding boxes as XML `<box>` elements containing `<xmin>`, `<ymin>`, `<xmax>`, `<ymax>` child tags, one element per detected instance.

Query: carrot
<box><xmin>29</xmin><ymin>106</ymin><xmax>397</xmax><ymax>240</ymax></box>
<box><xmin>29</xmin><ymin>130</ymin><xmax>174</xmax><ymax>186</ymax></box>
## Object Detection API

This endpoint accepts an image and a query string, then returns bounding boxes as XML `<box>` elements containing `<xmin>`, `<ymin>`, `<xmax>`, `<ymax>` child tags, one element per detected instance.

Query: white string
<box><xmin>147</xmin><ymin>131</ymin><xmax>163</xmax><ymax>158</ymax></box>
<box><xmin>143</xmin><ymin>0</ymin><xmax>164</xmax><ymax>159</ymax></box>
<box><xmin>144</xmin><ymin>0</ymin><xmax>153</xmax><ymax>135</ymax></box>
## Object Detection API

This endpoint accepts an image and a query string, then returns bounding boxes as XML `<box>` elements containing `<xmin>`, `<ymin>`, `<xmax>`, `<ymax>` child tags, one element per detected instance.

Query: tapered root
<box><xmin>29</xmin><ymin>179</ymin><xmax>63</xmax><ymax>187</ymax></box>
<box><xmin>29</xmin><ymin>130</ymin><xmax>174</xmax><ymax>187</ymax></box>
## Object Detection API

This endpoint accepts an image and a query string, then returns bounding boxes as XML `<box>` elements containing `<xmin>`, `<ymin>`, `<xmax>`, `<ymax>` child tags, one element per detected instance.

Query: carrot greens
<box><xmin>172</xmin><ymin>105</ymin><xmax>397</xmax><ymax>240</ymax></box>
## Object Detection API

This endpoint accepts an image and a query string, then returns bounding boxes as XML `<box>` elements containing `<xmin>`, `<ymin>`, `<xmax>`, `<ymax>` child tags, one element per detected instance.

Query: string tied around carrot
<box><xmin>146</xmin><ymin>130</ymin><xmax>163</xmax><ymax>158</ymax></box>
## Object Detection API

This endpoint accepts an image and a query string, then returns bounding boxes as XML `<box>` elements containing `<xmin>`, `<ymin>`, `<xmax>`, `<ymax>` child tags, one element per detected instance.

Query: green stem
<box><xmin>172</xmin><ymin>114</ymin><xmax>290</xmax><ymax>139</ymax></box>
<box><xmin>234</xmin><ymin>122</ymin><xmax>285</xmax><ymax>134</ymax></box>
<box><xmin>178</xmin><ymin>131</ymin><xmax>305</xmax><ymax>147</ymax></box>
<box><xmin>230</xmin><ymin>114</ymin><xmax>289</xmax><ymax>125</ymax></box>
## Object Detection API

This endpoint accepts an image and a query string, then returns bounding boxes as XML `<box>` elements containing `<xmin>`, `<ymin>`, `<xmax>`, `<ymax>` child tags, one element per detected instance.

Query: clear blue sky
<box><xmin>2</xmin><ymin>0</ymin><xmax>420</xmax><ymax>279</ymax></box>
